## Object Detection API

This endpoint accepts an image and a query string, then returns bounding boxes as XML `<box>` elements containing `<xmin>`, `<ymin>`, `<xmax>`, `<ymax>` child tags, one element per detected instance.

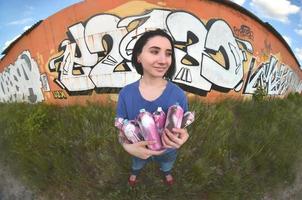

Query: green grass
<box><xmin>0</xmin><ymin>93</ymin><xmax>301</xmax><ymax>199</ymax></box>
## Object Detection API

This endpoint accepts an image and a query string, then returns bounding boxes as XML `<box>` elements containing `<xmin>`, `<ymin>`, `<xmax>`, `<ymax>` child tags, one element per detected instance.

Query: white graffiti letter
<box><xmin>202</xmin><ymin>20</ymin><xmax>244</xmax><ymax>91</ymax></box>
<box><xmin>118</xmin><ymin>9</ymin><xmax>171</xmax><ymax>61</ymax></box>
<box><xmin>0</xmin><ymin>51</ymin><xmax>44</xmax><ymax>103</ymax></box>
<box><xmin>167</xmin><ymin>11</ymin><xmax>212</xmax><ymax>92</ymax></box>
<box><xmin>86</xmin><ymin>14</ymin><xmax>139</xmax><ymax>88</ymax></box>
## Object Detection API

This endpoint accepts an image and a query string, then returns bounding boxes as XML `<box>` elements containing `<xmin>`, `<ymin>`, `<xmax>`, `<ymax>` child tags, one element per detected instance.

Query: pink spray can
<box><xmin>137</xmin><ymin>109</ymin><xmax>163</xmax><ymax>151</ymax></box>
<box><xmin>114</xmin><ymin>117</ymin><xmax>124</xmax><ymax>130</ymax></box>
<box><xmin>181</xmin><ymin>111</ymin><xmax>195</xmax><ymax>128</ymax></box>
<box><xmin>152</xmin><ymin>107</ymin><xmax>166</xmax><ymax>136</ymax></box>
<box><xmin>122</xmin><ymin>119</ymin><xmax>143</xmax><ymax>143</ymax></box>
<box><xmin>165</xmin><ymin>103</ymin><xmax>184</xmax><ymax>133</ymax></box>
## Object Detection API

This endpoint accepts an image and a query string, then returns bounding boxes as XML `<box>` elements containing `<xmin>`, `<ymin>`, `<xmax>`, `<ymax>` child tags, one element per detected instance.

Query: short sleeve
<box><xmin>180</xmin><ymin>91</ymin><xmax>188</xmax><ymax>112</ymax></box>
<box><xmin>169</xmin><ymin>82</ymin><xmax>188</xmax><ymax>112</ymax></box>
<box><xmin>116</xmin><ymin>90</ymin><xmax>127</xmax><ymax>119</ymax></box>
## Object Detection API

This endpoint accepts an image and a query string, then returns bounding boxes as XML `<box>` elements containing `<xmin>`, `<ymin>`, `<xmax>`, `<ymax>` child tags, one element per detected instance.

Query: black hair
<box><xmin>131</xmin><ymin>29</ymin><xmax>176</xmax><ymax>80</ymax></box>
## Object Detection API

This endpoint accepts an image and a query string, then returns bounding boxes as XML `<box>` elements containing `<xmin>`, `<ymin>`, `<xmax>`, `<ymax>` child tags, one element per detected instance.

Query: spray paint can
<box><xmin>181</xmin><ymin>111</ymin><xmax>195</xmax><ymax>128</ymax></box>
<box><xmin>122</xmin><ymin>119</ymin><xmax>143</xmax><ymax>143</ymax></box>
<box><xmin>114</xmin><ymin>117</ymin><xmax>124</xmax><ymax>130</ymax></box>
<box><xmin>137</xmin><ymin>109</ymin><xmax>163</xmax><ymax>151</ymax></box>
<box><xmin>153</xmin><ymin>107</ymin><xmax>166</xmax><ymax>136</ymax></box>
<box><xmin>165</xmin><ymin>103</ymin><xmax>184</xmax><ymax>133</ymax></box>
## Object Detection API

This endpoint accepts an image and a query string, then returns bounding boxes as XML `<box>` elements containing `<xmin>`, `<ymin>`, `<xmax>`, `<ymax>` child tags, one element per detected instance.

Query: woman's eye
<box><xmin>151</xmin><ymin>50</ymin><xmax>158</xmax><ymax>54</ymax></box>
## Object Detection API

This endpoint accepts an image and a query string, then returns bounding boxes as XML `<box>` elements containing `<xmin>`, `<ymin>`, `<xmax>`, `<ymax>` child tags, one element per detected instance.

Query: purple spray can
<box><xmin>122</xmin><ymin>119</ymin><xmax>143</xmax><ymax>143</ymax></box>
<box><xmin>153</xmin><ymin>107</ymin><xmax>166</xmax><ymax>136</ymax></box>
<box><xmin>137</xmin><ymin>109</ymin><xmax>163</xmax><ymax>151</ymax></box>
<box><xmin>165</xmin><ymin>103</ymin><xmax>184</xmax><ymax>133</ymax></box>
<box><xmin>114</xmin><ymin>117</ymin><xmax>124</xmax><ymax>130</ymax></box>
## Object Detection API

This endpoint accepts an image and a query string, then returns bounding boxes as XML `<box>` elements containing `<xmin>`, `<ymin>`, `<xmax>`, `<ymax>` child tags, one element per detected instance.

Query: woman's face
<box><xmin>137</xmin><ymin>36</ymin><xmax>172</xmax><ymax>79</ymax></box>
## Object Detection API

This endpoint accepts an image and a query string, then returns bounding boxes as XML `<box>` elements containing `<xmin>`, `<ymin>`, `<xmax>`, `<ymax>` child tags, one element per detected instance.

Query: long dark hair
<box><xmin>131</xmin><ymin>29</ymin><xmax>176</xmax><ymax>80</ymax></box>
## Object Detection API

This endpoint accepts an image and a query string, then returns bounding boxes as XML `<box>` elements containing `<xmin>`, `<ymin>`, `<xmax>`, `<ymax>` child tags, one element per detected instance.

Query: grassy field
<box><xmin>0</xmin><ymin>93</ymin><xmax>301</xmax><ymax>199</ymax></box>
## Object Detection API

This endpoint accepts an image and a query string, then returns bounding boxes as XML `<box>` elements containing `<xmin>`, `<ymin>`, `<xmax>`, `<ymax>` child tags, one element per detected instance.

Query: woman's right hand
<box><xmin>122</xmin><ymin>141</ymin><xmax>165</xmax><ymax>159</ymax></box>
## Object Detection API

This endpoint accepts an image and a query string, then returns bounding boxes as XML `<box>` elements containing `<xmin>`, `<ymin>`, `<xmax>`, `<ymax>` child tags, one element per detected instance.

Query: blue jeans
<box><xmin>131</xmin><ymin>148</ymin><xmax>178</xmax><ymax>176</ymax></box>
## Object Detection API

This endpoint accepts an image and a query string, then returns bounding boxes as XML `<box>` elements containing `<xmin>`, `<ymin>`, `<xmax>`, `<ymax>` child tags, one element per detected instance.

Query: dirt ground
<box><xmin>0</xmin><ymin>161</ymin><xmax>301</xmax><ymax>200</ymax></box>
<box><xmin>263</xmin><ymin>160</ymin><xmax>302</xmax><ymax>200</ymax></box>
<box><xmin>0</xmin><ymin>162</ymin><xmax>33</xmax><ymax>200</ymax></box>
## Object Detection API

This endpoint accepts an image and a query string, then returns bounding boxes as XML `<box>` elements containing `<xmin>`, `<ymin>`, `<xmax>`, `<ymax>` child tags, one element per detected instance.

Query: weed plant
<box><xmin>0</xmin><ymin>94</ymin><xmax>301</xmax><ymax>199</ymax></box>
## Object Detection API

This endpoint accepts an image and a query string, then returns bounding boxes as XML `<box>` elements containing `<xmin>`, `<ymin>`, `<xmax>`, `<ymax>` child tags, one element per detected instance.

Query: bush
<box><xmin>252</xmin><ymin>86</ymin><xmax>268</xmax><ymax>102</ymax></box>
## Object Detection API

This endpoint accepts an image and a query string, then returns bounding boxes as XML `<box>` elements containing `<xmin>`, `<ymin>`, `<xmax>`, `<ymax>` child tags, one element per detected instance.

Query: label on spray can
<box><xmin>153</xmin><ymin>107</ymin><xmax>166</xmax><ymax>136</ymax></box>
<box><xmin>114</xmin><ymin>117</ymin><xmax>124</xmax><ymax>130</ymax></box>
<box><xmin>122</xmin><ymin>119</ymin><xmax>143</xmax><ymax>143</ymax></box>
<box><xmin>165</xmin><ymin>103</ymin><xmax>184</xmax><ymax>133</ymax></box>
<box><xmin>181</xmin><ymin>111</ymin><xmax>195</xmax><ymax>128</ymax></box>
<box><xmin>137</xmin><ymin>109</ymin><xmax>163</xmax><ymax>151</ymax></box>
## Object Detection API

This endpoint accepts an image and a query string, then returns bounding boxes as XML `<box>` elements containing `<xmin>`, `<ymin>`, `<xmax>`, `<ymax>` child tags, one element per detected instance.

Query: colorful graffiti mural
<box><xmin>243</xmin><ymin>56</ymin><xmax>302</xmax><ymax>95</ymax></box>
<box><xmin>0</xmin><ymin>51</ymin><xmax>45</xmax><ymax>103</ymax></box>
<box><xmin>0</xmin><ymin>0</ymin><xmax>301</xmax><ymax>104</ymax></box>
<box><xmin>48</xmin><ymin>9</ymin><xmax>253</xmax><ymax>95</ymax></box>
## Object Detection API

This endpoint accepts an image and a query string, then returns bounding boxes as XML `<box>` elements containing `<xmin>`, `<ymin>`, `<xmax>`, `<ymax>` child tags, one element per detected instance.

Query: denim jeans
<box><xmin>131</xmin><ymin>148</ymin><xmax>178</xmax><ymax>176</ymax></box>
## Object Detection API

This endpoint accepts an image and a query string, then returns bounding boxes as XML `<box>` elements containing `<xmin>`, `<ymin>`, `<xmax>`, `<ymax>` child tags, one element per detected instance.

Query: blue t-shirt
<box><xmin>116</xmin><ymin>80</ymin><xmax>188</xmax><ymax>120</ymax></box>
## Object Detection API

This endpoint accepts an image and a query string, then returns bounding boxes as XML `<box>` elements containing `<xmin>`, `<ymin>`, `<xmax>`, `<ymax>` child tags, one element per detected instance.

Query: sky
<box><xmin>0</xmin><ymin>0</ymin><xmax>83</xmax><ymax>56</ymax></box>
<box><xmin>230</xmin><ymin>0</ymin><xmax>302</xmax><ymax>68</ymax></box>
<box><xmin>0</xmin><ymin>0</ymin><xmax>301</xmax><ymax>68</ymax></box>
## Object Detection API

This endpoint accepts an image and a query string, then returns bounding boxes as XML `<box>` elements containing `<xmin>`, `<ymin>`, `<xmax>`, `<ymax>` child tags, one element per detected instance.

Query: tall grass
<box><xmin>0</xmin><ymin>94</ymin><xmax>301</xmax><ymax>199</ymax></box>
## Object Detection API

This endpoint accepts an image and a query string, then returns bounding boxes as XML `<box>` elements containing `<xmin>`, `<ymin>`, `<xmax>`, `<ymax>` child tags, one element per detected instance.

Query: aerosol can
<box><xmin>122</xmin><ymin>119</ymin><xmax>143</xmax><ymax>143</ymax></box>
<box><xmin>165</xmin><ymin>103</ymin><xmax>184</xmax><ymax>133</ymax></box>
<box><xmin>153</xmin><ymin>107</ymin><xmax>166</xmax><ymax>136</ymax></box>
<box><xmin>181</xmin><ymin>111</ymin><xmax>195</xmax><ymax>128</ymax></box>
<box><xmin>137</xmin><ymin>109</ymin><xmax>163</xmax><ymax>150</ymax></box>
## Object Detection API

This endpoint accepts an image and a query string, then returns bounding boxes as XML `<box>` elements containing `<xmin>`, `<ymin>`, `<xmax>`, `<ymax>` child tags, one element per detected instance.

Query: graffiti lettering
<box><xmin>118</xmin><ymin>9</ymin><xmax>171</xmax><ymax>61</ymax></box>
<box><xmin>48</xmin><ymin>9</ymin><xmax>301</xmax><ymax>96</ymax></box>
<box><xmin>49</xmin><ymin>9</ymin><xmax>251</xmax><ymax>95</ymax></box>
<box><xmin>202</xmin><ymin>19</ymin><xmax>245</xmax><ymax>92</ymax></box>
<box><xmin>243</xmin><ymin>55</ymin><xmax>302</xmax><ymax>95</ymax></box>
<box><xmin>234</xmin><ymin>25</ymin><xmax>254</xmax><ymax>40</ymax></box>
<box><xmin>86</xmin><ymin>14</ymin><xmax>139</xmax><ymax>88</ymax></box>
<box><xmin>52</xmin><ymin>90</ymin><xmax>67</xmax><ymax>99</ymax></box>
<box><xmin>0</xmin><ymin>51</ymin><xmax>44</xmax><ymax>103</ymax></box>
<box><xmin>166</xmin><ymin>11</ymin><xmax>212</xmax><ymax>93</ymax></box>
<box><xmin>40</xmin><ymin>73</ymin><xmax>50</xmax><ymax>92</ymax></box>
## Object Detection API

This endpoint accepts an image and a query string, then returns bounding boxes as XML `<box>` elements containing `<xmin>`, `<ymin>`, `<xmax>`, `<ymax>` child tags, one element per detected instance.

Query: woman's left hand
<box><xmin>161</xmin><ymin>128</ymin><xmax>189</xmax><ymax>149</ymax></box>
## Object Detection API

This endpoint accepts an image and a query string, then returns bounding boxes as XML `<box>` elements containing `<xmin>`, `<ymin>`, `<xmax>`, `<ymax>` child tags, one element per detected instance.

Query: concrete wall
<box><xmin>0</xmin><ymin>0</ymin><xmax>301</xmax><ymax>105</ymax></box>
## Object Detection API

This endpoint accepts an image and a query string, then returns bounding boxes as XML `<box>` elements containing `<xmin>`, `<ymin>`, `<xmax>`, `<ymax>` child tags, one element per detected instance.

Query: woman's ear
<box><xmin>137</xmin><ymin>54</ymin><xmax>141</xmax><ymax>63</ymax></box>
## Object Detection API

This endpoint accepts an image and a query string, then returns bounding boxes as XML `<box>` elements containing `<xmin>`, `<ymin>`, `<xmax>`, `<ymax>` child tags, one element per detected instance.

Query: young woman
<box><xmin>116</xmin><ymin>29</ymin><xmax>189</xmax><ymax>186</ymax></box>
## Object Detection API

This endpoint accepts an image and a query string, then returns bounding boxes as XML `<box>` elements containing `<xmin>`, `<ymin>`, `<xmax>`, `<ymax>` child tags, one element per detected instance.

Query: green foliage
<box><xmin>252</xmin><ymin>85</ymin><xmax>268</xmax><ymax>102</ymax></box>
<box><xmin>0</xmin><ymin>95</ymin><xmax>302</xmax><ymax>199</ymax></box>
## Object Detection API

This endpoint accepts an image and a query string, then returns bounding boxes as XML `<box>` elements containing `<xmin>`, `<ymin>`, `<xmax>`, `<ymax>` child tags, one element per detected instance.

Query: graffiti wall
<box><xmin>0</xmin><ymin>0</ymin><xmax>301</xmax><ymax>105</ymax></box>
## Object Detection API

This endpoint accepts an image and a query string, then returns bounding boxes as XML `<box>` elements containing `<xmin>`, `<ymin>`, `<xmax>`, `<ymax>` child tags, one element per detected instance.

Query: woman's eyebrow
<box><xmin>149</xmin><ymin>46</ymin><xmax>172</xmax><ymax>51</ymax></box>
<box><xmin>149</xmin><ymin>46</ymin><xmax>160</xmax><ymax>50</ymax></box>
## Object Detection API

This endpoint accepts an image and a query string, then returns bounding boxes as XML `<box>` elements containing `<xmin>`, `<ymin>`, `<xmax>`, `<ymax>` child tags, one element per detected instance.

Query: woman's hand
<box><xmin>162</xmin><ymin>128</ymin><xmax>189</xmax><ymax>149</ymax></box>
<box><xmin>122</xmin><ymin>141</ymin><xmax>165</xmax><ymax>159</ymax></box>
